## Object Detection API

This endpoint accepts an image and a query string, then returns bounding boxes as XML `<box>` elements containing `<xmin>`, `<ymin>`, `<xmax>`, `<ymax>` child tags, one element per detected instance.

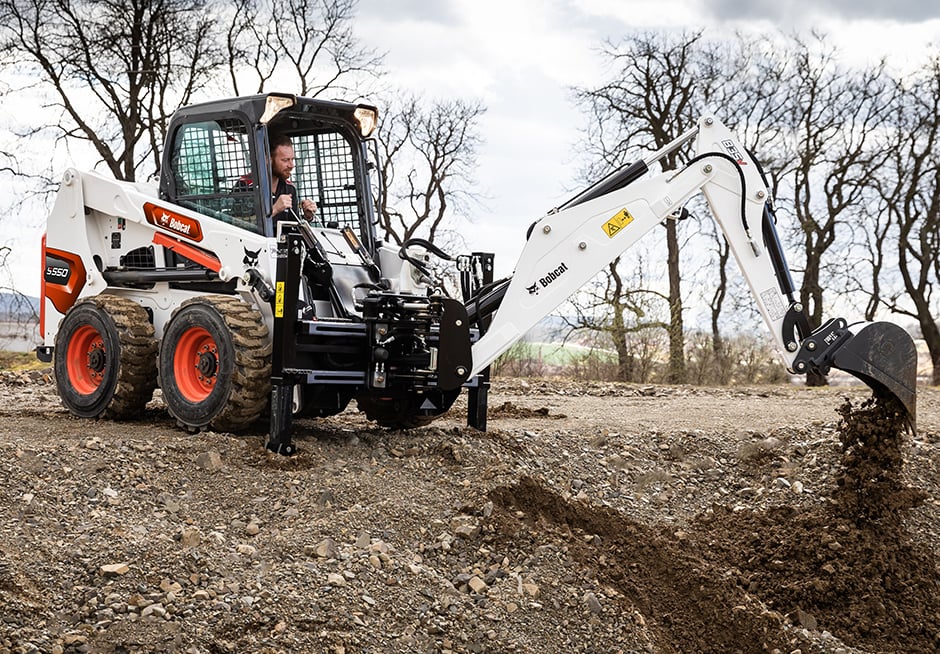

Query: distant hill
<box><xmin>524</xmin><ymin>314</ymin><xmax>570</xmax><ymax>343</ymax></box>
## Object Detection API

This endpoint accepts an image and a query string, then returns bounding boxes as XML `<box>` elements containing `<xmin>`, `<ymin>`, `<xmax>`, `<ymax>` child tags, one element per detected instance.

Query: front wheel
<box><xmin>54</xmin><ymin>295</ymin><xmax>157</xmax><ymax>419</ymax></box>
<box><xmin>158</xmin><ymin>295</ymin><xmax>271</xmax><ymax>432</ymax></box>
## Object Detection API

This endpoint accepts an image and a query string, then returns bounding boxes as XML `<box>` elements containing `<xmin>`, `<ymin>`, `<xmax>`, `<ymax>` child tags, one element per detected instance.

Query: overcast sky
<box><xmin>347</xmin><ymin>0</ymin><xmax>940</xmax><ymax>280</ymax></box>
<box><xmin>7</xmin><ymin>0</ymin><xmax>940</xmax><ymax>296</ymax></box>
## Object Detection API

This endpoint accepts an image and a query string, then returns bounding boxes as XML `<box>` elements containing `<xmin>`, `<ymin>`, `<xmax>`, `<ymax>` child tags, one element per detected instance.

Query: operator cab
<box><xmin>159</xmin><ymin>93</ymin><xmax>379</xmax><ymax>253</ymax></box>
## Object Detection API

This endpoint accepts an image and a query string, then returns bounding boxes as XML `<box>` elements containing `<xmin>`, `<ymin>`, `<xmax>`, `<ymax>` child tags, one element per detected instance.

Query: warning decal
<box><xmin>603</xmin><ymin>208</ymin><xmax>634</xmax><ymax>238</ymax></box>
<box><xmin>275</xmin><ymin>281</ymin><xmax>285</xmax><ymax>318</ymax></box>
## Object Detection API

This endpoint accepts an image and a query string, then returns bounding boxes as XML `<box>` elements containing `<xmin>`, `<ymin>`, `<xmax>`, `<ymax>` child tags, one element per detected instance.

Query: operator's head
<box><xmin>270</xmin><ymin>134</ymin><xmax>295</xmax><ymax>182</ymax></box>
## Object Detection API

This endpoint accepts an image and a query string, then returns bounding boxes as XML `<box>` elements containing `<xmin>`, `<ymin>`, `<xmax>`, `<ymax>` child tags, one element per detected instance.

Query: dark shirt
<box><xmin>272</xmin><ymin>177</ymin><xmax>300</xmax><ymax>224</ymax></box>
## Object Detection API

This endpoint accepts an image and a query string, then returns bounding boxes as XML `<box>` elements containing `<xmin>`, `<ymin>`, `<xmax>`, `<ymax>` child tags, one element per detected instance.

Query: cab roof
<box><xmin>169</xmin><ymin>93</ymin><xmax>379</xmax><ymax>137</ymax></box>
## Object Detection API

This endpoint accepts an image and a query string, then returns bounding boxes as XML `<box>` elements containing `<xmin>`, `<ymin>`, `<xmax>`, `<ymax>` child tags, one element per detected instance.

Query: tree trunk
<box><xmin>665</xmin><ymin>219</ymin><xmax>686</xmax><ymax>384</ymax></box>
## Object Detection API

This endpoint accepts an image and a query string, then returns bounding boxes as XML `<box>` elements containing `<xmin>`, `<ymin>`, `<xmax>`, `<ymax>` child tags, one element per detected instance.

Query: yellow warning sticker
<box><xmin>603</xmin><ymin>208</ymin><xmax>634</xmax><ymax>238</ymax></box>
<box><xmin>275</xmin><ymin>281</ymin><xmax>285</xmax><ymax>318</ymax></box>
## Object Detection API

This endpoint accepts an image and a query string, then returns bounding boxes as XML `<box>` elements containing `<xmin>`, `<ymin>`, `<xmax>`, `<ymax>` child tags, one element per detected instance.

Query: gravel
<box><xmin>0</xmin><ymin>370</ymin><xmax>938</xmax><ymax>653</ymax></box>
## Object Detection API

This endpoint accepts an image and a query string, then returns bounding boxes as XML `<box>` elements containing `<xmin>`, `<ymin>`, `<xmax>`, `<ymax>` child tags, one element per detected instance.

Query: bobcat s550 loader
<box><xmin>38</xmin><ymin>93</ymin><xmax>918</xmax><ymax>454</ymax></box>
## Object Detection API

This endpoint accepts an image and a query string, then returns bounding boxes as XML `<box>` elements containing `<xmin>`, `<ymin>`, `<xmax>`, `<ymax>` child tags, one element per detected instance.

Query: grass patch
<box><xmin>0</xmin><ymin>350</ymin><xmax>46</xmax><ymax>371</ymax></box>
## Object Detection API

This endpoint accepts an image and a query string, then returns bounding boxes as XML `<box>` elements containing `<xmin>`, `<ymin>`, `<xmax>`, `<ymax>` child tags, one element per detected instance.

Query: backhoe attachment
<box><xmin>467</xmin><ymin>113</ymin><xmax>919</xmax><ymax>432</ymax></box>
<box><xmin>793</xmin><ymin>318</ymin><xmax>918</xmax><ymax>429</ymax></box>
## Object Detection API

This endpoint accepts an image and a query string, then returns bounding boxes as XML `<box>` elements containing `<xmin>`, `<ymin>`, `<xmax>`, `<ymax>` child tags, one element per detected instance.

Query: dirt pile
<box><xmin>488</xmin><ymin>393</ymin><xmax>940</xmax><ymax>653</ymax></box>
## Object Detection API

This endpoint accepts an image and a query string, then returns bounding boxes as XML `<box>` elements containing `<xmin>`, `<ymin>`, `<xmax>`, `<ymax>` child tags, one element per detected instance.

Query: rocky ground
<box><xmin>0</xmin><ymin>370</ymin><xmax>938</xmax><ymax>654</ymax></box>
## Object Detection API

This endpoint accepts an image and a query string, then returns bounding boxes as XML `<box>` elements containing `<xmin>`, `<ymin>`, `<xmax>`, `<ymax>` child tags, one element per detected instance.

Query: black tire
<box><xmin>54</xmin><ymin>295</ymin><xmax>157</xmax><ymax>419</ymax></box>
<box><xmin>158</xmin><ymin>295</ymin><xmax>271</xmax><ymax>432</ymax></box>
<box><xmin>356</xmin><ymin>388</ymin><xmax>461</xmax><ymax>429</ymax></box>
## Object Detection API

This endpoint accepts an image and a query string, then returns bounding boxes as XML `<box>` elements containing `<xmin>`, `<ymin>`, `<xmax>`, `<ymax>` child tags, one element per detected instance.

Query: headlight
<box><xmin>354</xmin><ymin>106</ymin><xmax>378</xmax><ymax>137</ymax></box>
<box><xmin>261</xmin><ymin>95</ymin><xmax>296</xmax><ymax>124</ymax></box>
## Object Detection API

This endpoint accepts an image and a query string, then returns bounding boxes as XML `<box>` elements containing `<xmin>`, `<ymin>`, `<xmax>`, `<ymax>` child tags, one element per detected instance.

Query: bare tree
<box><xmin>560</xmin><ymin>255</ymin><xmax>667</xmax><ymax>382</ymax></box>
<box><xmin>374</xmin><ymin>95</ymin><xmax>485</xmax><ymax>247</ymax></box>
<box><xmin>0</xmin><ymin>0</ymin><xmax>227</xmax><ymax>181</ymax></box>
<box><xmin>781</xmin><ymin>34</ymin><xmax>893</xmax><ymax>384</ymax></box>
<box><xmin>224</xmin><ymin>0</ymin><xmax>381</xmax><ymax>97</ymax></box>
<box><xmin>573</xmin><ymin>30</ymin><xmax>722</xmax><ymax>384</ymax></box>
<box><xmin>872</xmin><ymin>54</ymin><xmax>940</xmax><ymax>382</ymax></box>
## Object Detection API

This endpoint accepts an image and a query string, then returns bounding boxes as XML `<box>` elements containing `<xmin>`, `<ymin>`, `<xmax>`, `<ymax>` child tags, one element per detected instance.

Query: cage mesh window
<box><xmin>173</xmin><ymin>119</ymin><xmax>260</xmax><ymax>233</ymax></box>
<box><xmin>291</xmin><ymin>132</ymin><xmax>360</xmax><ymax>229</ymax></box>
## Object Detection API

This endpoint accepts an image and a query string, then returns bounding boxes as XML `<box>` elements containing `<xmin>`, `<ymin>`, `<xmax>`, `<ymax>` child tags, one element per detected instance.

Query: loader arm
<box><xmin>469</xmin><ymin>115</ymin><xmax>917</xmax><ymax>426</ymax></box>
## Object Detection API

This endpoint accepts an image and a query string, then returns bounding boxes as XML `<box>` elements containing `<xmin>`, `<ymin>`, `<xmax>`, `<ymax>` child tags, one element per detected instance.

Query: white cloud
<box><xmin>702</xmin><ymin>0</ymin><xmax>940</xmax><ymax>23</ymax></box>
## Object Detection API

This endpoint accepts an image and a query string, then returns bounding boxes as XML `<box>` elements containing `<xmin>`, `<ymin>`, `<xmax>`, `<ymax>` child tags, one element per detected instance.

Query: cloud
<box><xmin>356</xmin><ymin>0</ymin><xmax>461</xmax><ymax>26</ymax></box>
<box><xmin>701</xmin><ymin>0</ymin><xmax>940</xmax><ymax>23</ymax></box>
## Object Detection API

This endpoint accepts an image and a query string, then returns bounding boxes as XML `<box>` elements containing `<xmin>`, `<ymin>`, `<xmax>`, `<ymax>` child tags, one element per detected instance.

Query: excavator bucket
<box><xmin>830</xmin><ymin>322</ymin><xmax>918</xmax><ymax>430</ymax></box>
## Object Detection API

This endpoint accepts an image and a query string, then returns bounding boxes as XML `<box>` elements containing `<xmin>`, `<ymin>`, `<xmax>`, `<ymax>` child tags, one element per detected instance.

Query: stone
<box><xmin>468</xmin><ymin>575</ymin><xmax>488</xmax><ymax>594</ymax></box>
<box><xmin>585</xmin><ymin>592</ymin><xmax>602</xmax><ymax>615</ymax></box>
<box><xmin>160</xmin><ymin>579</ymin><xmax>183</xmax><ymax>594</ymax></box>
<box><xmin>180</xmin><ymin>529</ymin><xmax>201</xmax><ymax>548</ymax></box>
<box><xmin>100</xmin><ymin>563</ymin><xmax>130</xmax><ymax>577</ymax></box>
<box><xmin>245</xmin><ymin>522</ymin><xmax>260</xmax><ymax>536</ymax></box>
<box><xmin>522</xmin><ymin>583</ymin><xmax>540</xmax><ymax>597</ymax></box>
<box><xmin>327</xmin><ymin>572</ymin><xmax>346</xmax><ymax>587</ymax></box>
<box><xmin>195</xmin><ymin>451</ymin><xmax>223</xmax><ymax>472</ymax></box>
<box><xmin>62</xmin><ymin>634</ymin><xmax>87</xmax><ymax>646</ymax></box>
<box><xmin>141</xmin><ymin>603</ymin><xmax>167</xmax><ymax>619</ymax></box>
<box><xmin>355</xmin><ymin>532</ymin><xmax>371</xmax><ymax>548</ymax></box>
<box><xmin>311</xmin><ymin>538</ymin><xmax>338</xmax><ymax>559</ymax></box>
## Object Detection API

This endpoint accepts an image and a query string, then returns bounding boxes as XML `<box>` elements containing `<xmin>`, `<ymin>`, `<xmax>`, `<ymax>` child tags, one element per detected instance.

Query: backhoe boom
<box><xmin>469</xmin><ymin>115</ymin><xmax>917</xmax><ymax>427</ymax></box>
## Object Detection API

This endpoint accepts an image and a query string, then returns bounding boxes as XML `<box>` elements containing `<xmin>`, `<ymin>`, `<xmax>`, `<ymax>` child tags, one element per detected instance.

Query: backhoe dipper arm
<box><xmin>468</xmin><ymin>115</ymin><xmax>917</xmax><ymax>426</ymax></box>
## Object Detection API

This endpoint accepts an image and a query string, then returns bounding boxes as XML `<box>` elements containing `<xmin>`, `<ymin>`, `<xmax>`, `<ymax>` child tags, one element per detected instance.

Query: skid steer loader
<box><xmin>38</xmin><ymin>93</ymin><xmax>918</xmax><ymax>454</ymax></box>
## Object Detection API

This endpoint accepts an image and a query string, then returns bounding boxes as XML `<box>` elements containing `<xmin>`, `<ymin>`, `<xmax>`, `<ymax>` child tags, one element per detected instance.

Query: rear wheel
<box><xmin>54</xmin><ymin>295</ymin><xmax>157</xmax><ymax>418</ymax></box>
<box><xmin>159</xmin><ymin>295</ymin><xmax>271</xmax><ymax>432</ymax></box>
<box><xmin>356</xmin><ymin>388</ymin><xmax>461</xmax><ymax>429</ymax></box>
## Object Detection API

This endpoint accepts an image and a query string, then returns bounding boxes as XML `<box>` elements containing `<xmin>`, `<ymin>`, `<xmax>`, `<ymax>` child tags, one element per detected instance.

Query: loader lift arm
<box><xmin>464</xmin><ymin>115</ymin><xmax>917</xmax><ymax>428</ymax></box>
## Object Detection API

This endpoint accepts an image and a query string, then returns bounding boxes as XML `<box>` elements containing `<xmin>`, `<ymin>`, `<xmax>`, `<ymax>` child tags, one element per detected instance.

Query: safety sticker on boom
<box><xmin>603</xmin><ymin>208</ymin><xmax>634</xmax><ymax>238</ymax></box>
<box><xmin>275</xmin><ymin>281</ymin><xmax>285</xmax><ymax>318</ymax></box>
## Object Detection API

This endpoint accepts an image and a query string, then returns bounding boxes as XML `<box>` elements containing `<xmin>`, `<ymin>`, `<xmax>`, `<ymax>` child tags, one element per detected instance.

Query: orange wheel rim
<box><xmin>174</xmin><ymin>326</ymin><xmax>219</xmax><ymax>402</ymax></box>
<box><xmin>66</xmin><ymin>324</ymin><xmax>106</xmax><ymax>395</ymax></box>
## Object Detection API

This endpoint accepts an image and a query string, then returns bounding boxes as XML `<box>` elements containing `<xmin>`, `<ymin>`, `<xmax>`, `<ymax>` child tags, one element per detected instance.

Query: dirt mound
<box><xmin>490</xmin><ymin>477</ymin><xmax>789</xmax><ymax>653</ymax></box>
<box><xmin>489</xmin><ymin>401</ymin><xmax>566</xmax><ymax>420</ymax></box>
<box><xmin>489</xmin><ymin>394</ymin><xmax>940</xmax><ymax>654</ymax></box>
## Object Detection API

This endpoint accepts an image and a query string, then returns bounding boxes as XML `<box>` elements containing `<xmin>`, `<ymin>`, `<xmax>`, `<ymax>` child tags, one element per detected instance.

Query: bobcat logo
<box><xmin>526</xmin><ymin>283</ymin><xmax>539</xmax><ymax>296</ymax></box>
<box><xmin>243</xmin><ymin>247</ymin><xmax>261</xmax><ymax>267</ymax></box>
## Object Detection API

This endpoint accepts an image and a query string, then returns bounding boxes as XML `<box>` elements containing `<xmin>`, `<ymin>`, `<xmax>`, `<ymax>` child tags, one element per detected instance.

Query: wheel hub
<box><xmin>87</xmin><ymin>344</ymin><xmax>106</xmax><ymax>376</ymax></box>
<box><xmin>196</xmin><ymin>345</ymin><xmax>218</xmax><ymax>380</ymax></box>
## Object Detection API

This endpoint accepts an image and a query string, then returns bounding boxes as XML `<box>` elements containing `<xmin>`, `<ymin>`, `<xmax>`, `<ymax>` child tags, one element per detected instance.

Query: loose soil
<box><xmin>1</xmin><ymin>372</ymin><xmax>938</xmax><ymax>653</ymax></box>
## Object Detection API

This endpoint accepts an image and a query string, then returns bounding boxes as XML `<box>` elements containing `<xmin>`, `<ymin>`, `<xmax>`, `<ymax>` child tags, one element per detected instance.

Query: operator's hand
<box><xmin>301</xmin><ymin>199</ymin><xmax>318</xmax><ymax>219</ymax></box>
<box><xmin>273</xmin><ymin>194</ymin><xmax>293</xmax><ymax>215</ymax></box>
